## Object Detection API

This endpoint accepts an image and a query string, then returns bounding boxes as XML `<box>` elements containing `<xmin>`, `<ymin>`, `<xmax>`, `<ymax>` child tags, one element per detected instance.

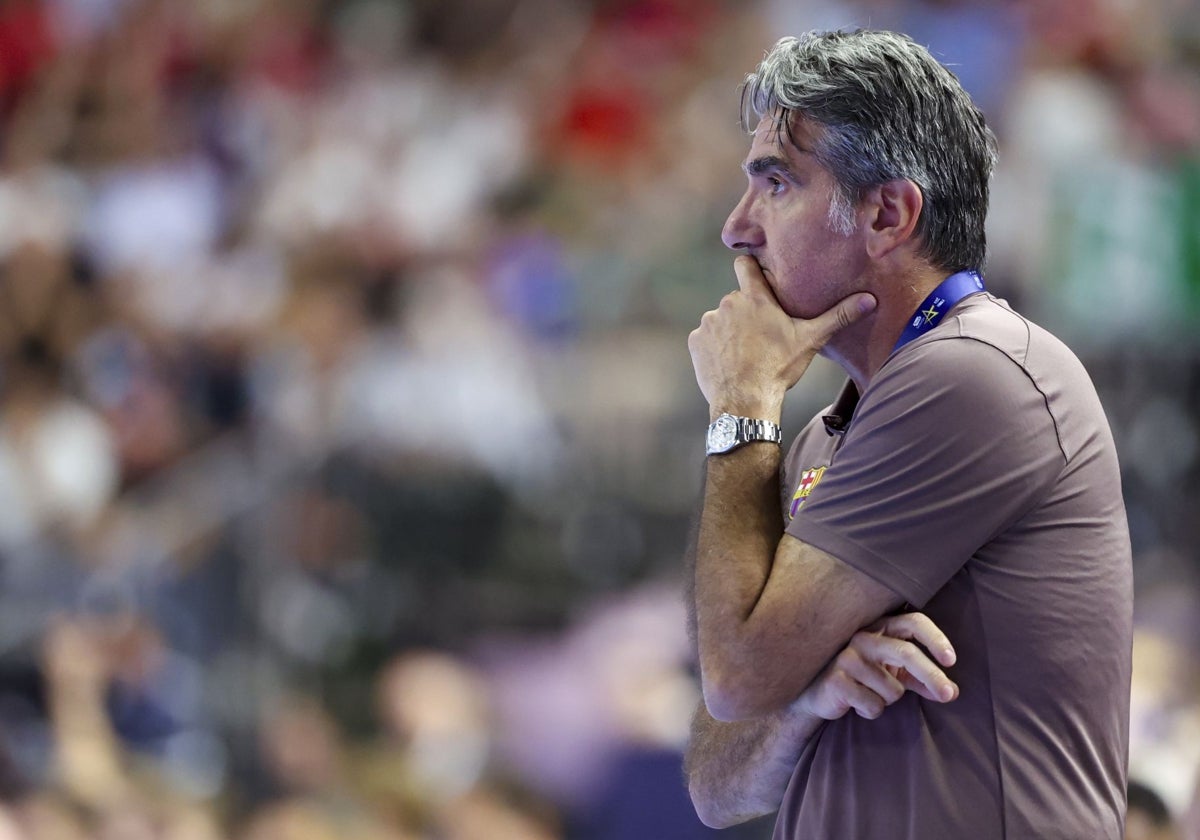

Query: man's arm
<box><xmin>694</xmin><ymin>443</ymin><xmax>902</xmax><ymax>720</ymax></box>
<box><xmin>680</xmin><ymin>497</ymin><xmax>820</xmax><ymax>828</ymax></box>
<box><xmin>688</xmin><ymin>256</ymin><xmax>895</xmax><ymax>720</ymax></box>
<box><xmin>685</xmin><ymin>699</ymin><xmax>821</xmax><ymax>828</ymax></box>
<box><xmin>685</xmin><ymin>613</ymin><xmax>960</xmax><ymax>828</ymax></box>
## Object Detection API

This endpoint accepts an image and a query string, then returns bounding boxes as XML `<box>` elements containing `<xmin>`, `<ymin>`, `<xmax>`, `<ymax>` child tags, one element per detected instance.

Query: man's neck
<box><xmin>824</xmin><ymin>265</ymin><xmax>952</xmax><ymax>393</ymax></box>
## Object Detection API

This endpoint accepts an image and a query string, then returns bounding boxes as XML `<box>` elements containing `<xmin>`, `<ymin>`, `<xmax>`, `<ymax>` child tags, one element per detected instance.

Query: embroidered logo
<box><xmin>789</xmin><ymin>466</ymin><xmax>826</xmax><ymax>518</ymax></box>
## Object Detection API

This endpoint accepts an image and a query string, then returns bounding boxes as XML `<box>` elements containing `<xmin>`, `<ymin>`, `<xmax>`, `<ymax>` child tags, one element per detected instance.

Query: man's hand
<box><xmin>795</xmin><ymin>612</ymin><xmax>959</xmax><ymax>721</ymax></box>
<box><xmin>687</xmin><ymin>256</ymin><xmax>876</xmax><ymax>418</ymax></box>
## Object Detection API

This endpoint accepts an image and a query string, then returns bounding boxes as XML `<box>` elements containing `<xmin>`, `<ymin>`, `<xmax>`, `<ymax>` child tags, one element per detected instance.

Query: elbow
<box><xmin>702</xmin><ymin>679</ymin><xmax>756</xmax><ymax>722</ymax></box>
<box><xmin>698</xmin><ymin>634</ymin><xmax>809</xmax><ymax>721</ymax></box>
<box><xmin>686</xmin><ymin>775</ymin><xmax>743</xmax><ymax>829</ymax></box>
<box><xmin>700</xmin><ymin>662</ymin><xmax>782</xmax><ymax>722</ymax></box>
<box><xmin>691</xmin><ymin>795</ymin><xmax>739</xmax><ymax>830</ymax></box>
<box><xmin>687</xmin><ymin>773</ymin><xmax>773</xmax><ymax>828</ymax></box>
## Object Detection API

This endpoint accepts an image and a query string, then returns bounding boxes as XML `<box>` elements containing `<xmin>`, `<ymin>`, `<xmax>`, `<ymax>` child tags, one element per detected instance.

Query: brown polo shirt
<box><xmin>775</xmin><ymin>294</ymin><xmax>1132</xmax><ymax>839</ymax></box>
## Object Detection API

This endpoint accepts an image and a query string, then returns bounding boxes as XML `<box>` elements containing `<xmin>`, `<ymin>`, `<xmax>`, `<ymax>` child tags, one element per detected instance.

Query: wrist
<box><xmin>708</xmin><ymin>393</ymin><xmax>784</xmax><ymax>424</ymax></box>
<box><xmin>705</xmin><ymin>413</ymin><xmax>783</xmax><ymax>456</ymax></box>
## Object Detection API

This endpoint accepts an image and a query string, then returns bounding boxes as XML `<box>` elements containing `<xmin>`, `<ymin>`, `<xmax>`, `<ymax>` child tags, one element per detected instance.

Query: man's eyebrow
<box><xmin>742</xmin><ymin>155</ymin><xmax>801</xmax><ymax>180</ymax></box>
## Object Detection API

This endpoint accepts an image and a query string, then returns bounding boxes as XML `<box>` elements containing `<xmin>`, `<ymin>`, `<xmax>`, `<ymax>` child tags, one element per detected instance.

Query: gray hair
<box><xmin>742</xmin><ymin>30</ymin><xmax>998</xmax><ymax>272</ymax></box>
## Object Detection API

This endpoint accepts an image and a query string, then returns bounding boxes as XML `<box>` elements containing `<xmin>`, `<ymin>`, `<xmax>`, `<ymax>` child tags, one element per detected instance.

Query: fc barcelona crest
<box><xmin>789</xmin><ymin>466</ymin><xmax>826</xmax><ymax>518</ymax></box>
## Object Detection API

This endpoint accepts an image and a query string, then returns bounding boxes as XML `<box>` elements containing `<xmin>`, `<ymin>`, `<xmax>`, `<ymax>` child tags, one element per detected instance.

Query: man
<box><xmin>684</xmin><ymin>30</ymin><xmax>1132</xmax><ymax>838</ymax></box>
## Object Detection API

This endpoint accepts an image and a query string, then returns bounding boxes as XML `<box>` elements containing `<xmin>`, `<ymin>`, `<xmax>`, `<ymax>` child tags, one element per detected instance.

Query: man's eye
<box><xmin>768</xmin><ymin>177</ymin><xmax>785</xmax><ymax>194</ymax></box>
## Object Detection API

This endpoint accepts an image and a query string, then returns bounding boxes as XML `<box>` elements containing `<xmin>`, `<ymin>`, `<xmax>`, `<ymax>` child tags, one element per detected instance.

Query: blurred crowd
<box><xmin>0</xmin><ymin>0</ymin><xmax>1196</xmax><ymax>837</ymax></box>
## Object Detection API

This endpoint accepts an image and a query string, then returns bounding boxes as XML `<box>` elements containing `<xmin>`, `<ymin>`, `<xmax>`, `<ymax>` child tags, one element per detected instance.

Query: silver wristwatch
<box><xmin>705</xmin><ymin>413</ymin><xmax>783</xmax><ymax>455</ymax></box>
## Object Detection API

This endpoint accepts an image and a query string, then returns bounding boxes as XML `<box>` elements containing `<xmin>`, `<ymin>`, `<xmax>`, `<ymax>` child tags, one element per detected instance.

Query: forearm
<box><xmin>696</xmin><ymin>442</ymin><xmax>783</xmax><ymax>617</ymax></box>
<box><xmin>684</xmin><ymin>698</ymin><xmax>823</xmax><ymax>828</ymax></box>
<box><xmin>693</xmin><ymin>441</ymin><xmax>790</xmax><ymax>716</ymax></box>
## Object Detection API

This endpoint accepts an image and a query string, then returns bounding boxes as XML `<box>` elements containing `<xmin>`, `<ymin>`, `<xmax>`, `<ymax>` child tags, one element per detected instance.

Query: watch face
<box><xmin>708</xmin><ymin>414</ymin><xmax>738</xmax><ymax>452</ymax></box>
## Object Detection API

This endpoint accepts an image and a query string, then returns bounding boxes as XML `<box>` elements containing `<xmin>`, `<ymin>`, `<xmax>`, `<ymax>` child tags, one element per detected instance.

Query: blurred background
<box><xmin>0</xmin><ymin>0</ymin><xmax>1195</xmax><ymax>837</ymax></box>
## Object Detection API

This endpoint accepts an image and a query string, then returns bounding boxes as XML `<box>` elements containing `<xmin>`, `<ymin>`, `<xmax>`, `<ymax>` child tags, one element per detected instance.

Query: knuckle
<box><xmin>859</xmin><ymin>701</ymin><xmax>884</xmax><ymax>720</ymax></box>
<box><xmin>840</xmin><ymin>649</ymin><xmax>865</xmax><ymax>672</ymax></box>
<box><xmin>893</xmin><ymin>639</ymin><xmax>919</xmax><ymax>663</ymax></box>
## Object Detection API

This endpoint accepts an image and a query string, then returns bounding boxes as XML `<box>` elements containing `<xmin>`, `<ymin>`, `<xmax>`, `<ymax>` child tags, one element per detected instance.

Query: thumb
<box><xmin>803</xmin><ymin>292</ymin><xmax>877</xmax><ymax>344</ymax></box>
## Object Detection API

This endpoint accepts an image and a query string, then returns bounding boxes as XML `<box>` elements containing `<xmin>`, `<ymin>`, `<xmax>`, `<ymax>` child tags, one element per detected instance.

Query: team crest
<box><xmin>789</xmin><ymin>466</ymin><xmax>826</xmax><ymax>518</ymax></box>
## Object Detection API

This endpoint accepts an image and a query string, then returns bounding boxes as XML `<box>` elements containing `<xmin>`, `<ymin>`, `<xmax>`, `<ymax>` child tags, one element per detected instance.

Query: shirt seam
<box><xmin>925</xmin><ymin>322</ymin><xmax>1070</xmax><ymax>467</ymax></box>
<box><xmin>908</xmin><ymin>329</ymin><xmax>1070</xmax><ymax>546</ymax></box>
<box><xmin>887</xmin><ymin>295</ymin><xmax>1067</xmax><ymax>466</ymax></box>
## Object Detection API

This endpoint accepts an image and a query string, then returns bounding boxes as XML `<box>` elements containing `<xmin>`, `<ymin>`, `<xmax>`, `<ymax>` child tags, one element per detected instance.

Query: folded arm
<box><xmin>693</xmin><ymin>442</ymin><xmax>903</xmax><ymax>720</ymax></box>
<box><xmin>685</xmin><ymin>698</ymin><xmax>821</xmax><ymax>828</ymax></box>
<box><xmin>686</xmin><ymin>612</ymin><xmax>959</xmax><ymax>827</ymax></box>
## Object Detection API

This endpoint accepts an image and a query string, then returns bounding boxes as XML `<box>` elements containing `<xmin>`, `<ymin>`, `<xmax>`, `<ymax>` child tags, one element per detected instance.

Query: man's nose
<box><xmin>721</xmin><ymin>191</ymin><xmax>763</xmax><ymax>251</ymax></box>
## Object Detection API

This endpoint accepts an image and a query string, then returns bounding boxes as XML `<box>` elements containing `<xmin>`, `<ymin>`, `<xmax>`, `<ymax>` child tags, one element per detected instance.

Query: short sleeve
<box><xmin>784</xmin><ymin>337</ymin><xmax>1067</xmax><ymax>607</ymax></box>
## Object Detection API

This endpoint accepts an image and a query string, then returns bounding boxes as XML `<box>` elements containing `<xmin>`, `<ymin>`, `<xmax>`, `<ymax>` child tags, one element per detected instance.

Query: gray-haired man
<box><xmin>685</xmin><ymin>30</ymin><xmax>1131</xmax><ymax>838</ymax></box>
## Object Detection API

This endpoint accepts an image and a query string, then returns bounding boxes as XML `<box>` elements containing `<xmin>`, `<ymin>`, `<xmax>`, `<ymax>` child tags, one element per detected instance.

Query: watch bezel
<box><xmin>707</xmin><ymin>413</ymin><xmax>739</xmax><ymax>453</ymax></box>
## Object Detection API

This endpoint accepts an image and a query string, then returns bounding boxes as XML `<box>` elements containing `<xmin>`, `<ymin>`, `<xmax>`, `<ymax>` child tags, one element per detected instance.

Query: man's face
<box><xmin>721</xmin><ymin>115</ymin><xmax>867</xmax><ymax>319</ymax></box>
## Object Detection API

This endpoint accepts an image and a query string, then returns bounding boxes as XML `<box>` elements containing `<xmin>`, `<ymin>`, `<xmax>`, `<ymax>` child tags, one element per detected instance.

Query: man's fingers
<box><xmin>804</xmin><ymin>291</ymin><xmax>877</xmax><ymax>343</ymax></box>
<box><xmin>812</xmin><ymin>614</ymin><xmax>959</xmax><ymax>723</ymax></box>
<box><xmin>872</xmin><ymin>613</ymin><xmax>956</xmax><ymax>667</ymax></box>
<box><xmin>840</xmin><ymin>651</ymin><xmax>906</xmax><ymax>705</ymax></box>
<box><xmin>826</xmin><ymin>671</ymin><xmax>886</xmax><ymax>720</ymax></box>
<box><xmin>733</xmin><ymin>255</ymin><xmax>771</xmax><ymax>295</ymax></box>
<box><xmin>896</xmin><ymin>668</ymin><xmax>957</xmax><ymax>703</ymax></box>
<box><xmin>899</xmin><ymin>662</ymin><xmax>959</xmax><ymax>703</ymax></box>
<box><xmin>851</xmin><ymin>631</ymin><xmax>958</xmax><ymax>704</ymax></box>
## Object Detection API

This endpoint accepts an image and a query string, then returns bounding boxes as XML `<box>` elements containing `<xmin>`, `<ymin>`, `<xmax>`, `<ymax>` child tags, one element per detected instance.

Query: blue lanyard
<box><xmin>892</xmin><ymin>270</ymin><xmax>985</xmax><ymax>354</ymax></box>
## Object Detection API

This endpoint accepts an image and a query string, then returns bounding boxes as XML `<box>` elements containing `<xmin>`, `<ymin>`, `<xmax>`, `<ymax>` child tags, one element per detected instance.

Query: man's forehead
<box><xmin>748</xmin><ymin>113</ymin><xmax>820</xmax><ymax>160</ymax></box>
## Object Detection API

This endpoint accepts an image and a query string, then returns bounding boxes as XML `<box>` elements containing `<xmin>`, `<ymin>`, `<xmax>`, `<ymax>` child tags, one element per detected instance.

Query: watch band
<box><xmin>706</xmin><ymin>413</ymin><xmax>783</xmax><ymax>455</ymax></box>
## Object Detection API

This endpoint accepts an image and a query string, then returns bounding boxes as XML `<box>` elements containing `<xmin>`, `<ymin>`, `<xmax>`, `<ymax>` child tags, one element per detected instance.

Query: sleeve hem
<box><xmin>787</xmin><ymin>517</ymin><xmax>937</xmax><ymax>608</ymax></box>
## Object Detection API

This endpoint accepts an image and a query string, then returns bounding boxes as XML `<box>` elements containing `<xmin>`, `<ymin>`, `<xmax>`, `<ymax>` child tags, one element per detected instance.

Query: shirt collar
<box><xmin>821</xmin><ymin>380</ymin><xmax>861</xmax><ymax>437</ymax></box>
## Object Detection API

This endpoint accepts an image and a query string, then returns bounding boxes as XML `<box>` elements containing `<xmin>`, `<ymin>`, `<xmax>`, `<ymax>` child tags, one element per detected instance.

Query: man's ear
<box><xmin>863</xmin><ymin>179</ymin><xmax>923</xmax><ymax>260</ymax></box>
